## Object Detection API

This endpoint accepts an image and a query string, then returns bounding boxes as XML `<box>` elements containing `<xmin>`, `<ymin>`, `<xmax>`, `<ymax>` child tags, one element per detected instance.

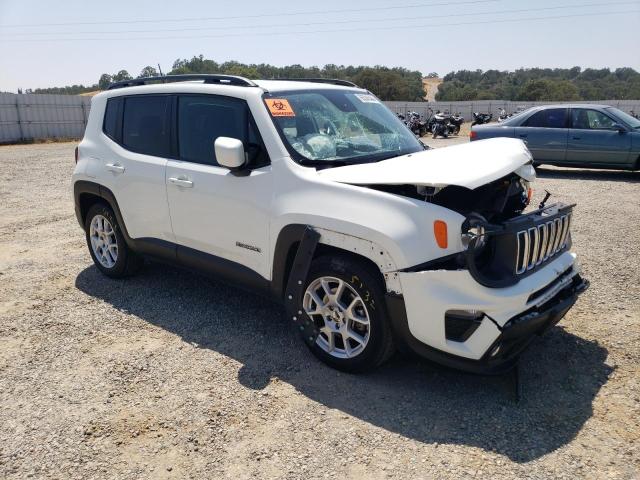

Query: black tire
<box><xmin>297</xmin><ymin>255</ymin><xmax>395</xmax><ymax>373</ymax></box>
<box><xmin>84</xmin><ymin>202</ymin><xmax>143</xmax><ymax>278</ymax></box>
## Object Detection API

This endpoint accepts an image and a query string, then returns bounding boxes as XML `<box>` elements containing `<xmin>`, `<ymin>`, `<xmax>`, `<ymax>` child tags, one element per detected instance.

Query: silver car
<box><xmin>471</xmin><ymin>104</ymin><xmax>640</xmax><ymax>170</ymax></box>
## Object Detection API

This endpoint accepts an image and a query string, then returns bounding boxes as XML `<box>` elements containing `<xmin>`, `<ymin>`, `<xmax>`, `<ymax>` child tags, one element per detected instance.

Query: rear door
<box><xmin>96</xmin><ymin>95</ymin><xmax>174</xmax><ymax>243</ymax></box>
<box><xmin>566</xmin><ymin>108</ymin><xmax>632</xmax><ymax>167</ymax></box>
<box><xmin>516</xmin><ymin>108</ymin><xmax>568</xmax><ymax>163</ymax></box>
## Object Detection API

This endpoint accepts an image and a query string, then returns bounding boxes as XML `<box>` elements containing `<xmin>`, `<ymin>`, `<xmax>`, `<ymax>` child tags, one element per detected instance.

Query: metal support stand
<box><xmin>284</xmin><ymin>227</ymin><xmax>321</xmax><ymax>346</ymax></box>
<box><xmin>15</xmin><ymin>96</ymin><xmax>25</xmax><ymax>142</ymax></box>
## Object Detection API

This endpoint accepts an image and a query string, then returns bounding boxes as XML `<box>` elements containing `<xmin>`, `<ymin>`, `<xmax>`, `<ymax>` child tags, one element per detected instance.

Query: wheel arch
<box><xmin>271</xmin><ymin>224</ymin><xmax>402</xmax><ymax>300</ymax></box>
<box><xmin>73</xmin><ymin>180</ymin><xmax>134</xmax><ymax>246</ymax></box>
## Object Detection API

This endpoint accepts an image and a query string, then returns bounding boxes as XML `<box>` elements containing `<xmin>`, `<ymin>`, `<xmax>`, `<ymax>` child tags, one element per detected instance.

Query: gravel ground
<box><xmin>0</xmin><ymin>142</ymin><xmax>638</xmax><ymax>480</ymax></box>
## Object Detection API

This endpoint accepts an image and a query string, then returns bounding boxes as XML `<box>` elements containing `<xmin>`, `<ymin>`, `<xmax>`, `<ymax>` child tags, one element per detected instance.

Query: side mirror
<box><xmin>611</xmin><ymin>123</ymin><xmax>626</xmax><ymax>133</ymax></box>
<box><xmin>214</xmin><ymin>137</ymin><xmax>246</xmax><ymax>169</ymax></box>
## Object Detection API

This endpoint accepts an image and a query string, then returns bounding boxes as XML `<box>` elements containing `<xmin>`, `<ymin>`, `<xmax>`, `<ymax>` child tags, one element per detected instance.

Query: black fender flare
<box><xmin>73</xmin><ymin>180</ymin><xmax>134</xmax><ymax>248</ymax></box>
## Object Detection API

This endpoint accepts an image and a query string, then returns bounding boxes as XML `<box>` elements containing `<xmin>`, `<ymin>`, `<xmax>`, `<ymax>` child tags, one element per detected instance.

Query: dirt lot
<box><xmin>0</xmin><ymin>142</ymin><xmax>639</xmax><ymax>479</ymax></box>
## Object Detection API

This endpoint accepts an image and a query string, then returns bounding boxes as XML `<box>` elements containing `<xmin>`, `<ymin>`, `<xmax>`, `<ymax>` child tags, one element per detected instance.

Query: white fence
<box><xmin>0</xmin><ymin>93</ymin><xmax>91</xmax><ymax>143</ymax></box>
<box><xmin>1</xmin><ymin>92</ymin><xmax>640</xmax><ymax>143</ymax></box>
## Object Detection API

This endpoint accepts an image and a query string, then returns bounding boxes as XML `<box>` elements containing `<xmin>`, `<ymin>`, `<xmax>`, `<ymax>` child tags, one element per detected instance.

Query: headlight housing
<box><xmin>461</xmin><ymin>214</ymin><xmax>488</xmax><ymax>252</ymax></box>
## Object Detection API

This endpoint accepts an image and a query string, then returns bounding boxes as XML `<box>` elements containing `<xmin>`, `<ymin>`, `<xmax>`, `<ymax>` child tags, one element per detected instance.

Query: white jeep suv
<box><xmin>73</xmin><ymin>75</ymin><xmax>588</xmax><ymax>373</ymax></box>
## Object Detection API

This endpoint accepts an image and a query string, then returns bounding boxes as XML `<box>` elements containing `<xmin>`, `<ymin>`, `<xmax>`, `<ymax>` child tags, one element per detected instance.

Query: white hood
<box><xmin>318</xmin><ymin>137</ymin><xmax>533</xmax><ymax>190</ymax></box>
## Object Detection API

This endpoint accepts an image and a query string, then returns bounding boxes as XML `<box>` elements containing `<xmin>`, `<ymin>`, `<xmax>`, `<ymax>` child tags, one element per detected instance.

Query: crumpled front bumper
<box><xmin>386</xmin><ymin>251</ymin><xmax>589</xmax><ymax>374</ymax></box>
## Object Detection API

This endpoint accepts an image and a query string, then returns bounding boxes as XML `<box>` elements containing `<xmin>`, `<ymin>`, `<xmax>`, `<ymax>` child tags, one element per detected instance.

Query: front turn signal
<box><xmin>434</xmin><ymin>220</ymin><xmax>448</xmax><ymax>249</ymax></box>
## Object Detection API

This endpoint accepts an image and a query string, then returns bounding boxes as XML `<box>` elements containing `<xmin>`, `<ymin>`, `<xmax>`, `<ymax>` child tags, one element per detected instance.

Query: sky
<box><xmin>0</xmin><ymin>0</ymin><xmax>639</xmax><ymax>92</ymax></box>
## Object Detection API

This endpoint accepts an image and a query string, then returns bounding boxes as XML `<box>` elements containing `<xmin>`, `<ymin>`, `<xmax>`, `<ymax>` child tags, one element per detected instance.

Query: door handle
<box><xmin>519</xmin><ymin>134</ymin><xmax>528</xmax><ymax>138</ymax></box>
<box><xmin>572</xmin><ymin>137</ymin><xmax>581</xmax><ymax>140</ymax></box>
<box><xmin>169</xmin><ymin>177</ymin><xmax>194</xmax><ymax>188</ymax></box>
<box><xmin>106</xmin><ymin>163</ymin><xmax>125</xmax><ymax>174</ymax></box>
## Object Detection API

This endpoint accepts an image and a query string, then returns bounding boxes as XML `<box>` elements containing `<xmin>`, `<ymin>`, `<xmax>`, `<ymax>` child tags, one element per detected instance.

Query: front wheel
<box><xmin>297</xmin><ymin>255</ymin><xmax>394</xmax><ymax>373</ymax></box>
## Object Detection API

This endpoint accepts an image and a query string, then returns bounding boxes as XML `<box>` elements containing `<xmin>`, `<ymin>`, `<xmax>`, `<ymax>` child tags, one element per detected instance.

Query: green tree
<box><xmin>98</xmin><ymin>74</ymin><xmax>112</xmax><ymax>90</ymax></box>
<box><xmin>138</xmin><ymin>66</ymin><xmax>159</xmax><ymax>78</ymax></box>
<box><xmin>112</xmin><ymin>70</ymin><xmax>132</xmax><ymax>82</ymax></box>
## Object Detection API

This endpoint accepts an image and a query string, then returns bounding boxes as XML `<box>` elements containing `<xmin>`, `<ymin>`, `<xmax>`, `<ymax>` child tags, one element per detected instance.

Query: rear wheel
<box><xmin>85</xmin><ymin>203</ymin><xmax>143</xmax><ymax>278</ymax></box>
<box><xmin>297</xmin><ymin>255</ymin><xmax>394</xmax><ymax>373</ymax></box>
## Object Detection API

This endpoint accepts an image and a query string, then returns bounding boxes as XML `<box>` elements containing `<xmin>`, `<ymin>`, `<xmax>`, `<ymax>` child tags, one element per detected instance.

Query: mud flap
<box><xmin>284</xmin><ymin>226</ymin><xmax>321</xmax><ymax>346</ymax></box>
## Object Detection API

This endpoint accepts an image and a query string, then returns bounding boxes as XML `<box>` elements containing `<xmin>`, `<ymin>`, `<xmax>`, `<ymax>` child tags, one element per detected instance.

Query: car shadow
<box><xmin>536</xmin><ymin>166</ymin><xmax>640</xmax><ymax>183</ymax></box>
<box><xmin>75</xmin><ymin>262</ymin><xmax>612</xmax><ymax>463</ymax></box>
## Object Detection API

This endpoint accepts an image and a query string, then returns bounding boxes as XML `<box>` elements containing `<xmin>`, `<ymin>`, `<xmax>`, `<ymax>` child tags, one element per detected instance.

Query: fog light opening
<box><xmin>445</xmin><ymin>309</ymin><xmax>485</xmax><ymax>342</ymax></box>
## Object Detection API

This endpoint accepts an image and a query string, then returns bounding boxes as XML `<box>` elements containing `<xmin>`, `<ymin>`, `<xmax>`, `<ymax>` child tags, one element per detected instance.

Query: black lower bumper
<box><xmin>386</xmin><ymin>273</ymin><xmax>589</xmax><ymax>375</ymax></box>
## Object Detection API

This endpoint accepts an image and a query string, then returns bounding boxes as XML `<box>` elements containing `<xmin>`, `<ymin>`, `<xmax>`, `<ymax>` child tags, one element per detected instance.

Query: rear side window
<box><xmin>122</xmin><ymin>96</ymin><xmax>170</xmax><ymax>157</ymax></box>
<box><xmin>102</xmin><ymin>97</ymin><xmax>122</xmax><ymax>141</ymax></box>
<box><xmin>178</xmin><ymin>95</ymin><xmax>247</xmax><ymax>166</ymax></box>
<box><xmin>524</xmin><ymin>108</ymin><xmax>567</xmax><ymax>128</ymax></box>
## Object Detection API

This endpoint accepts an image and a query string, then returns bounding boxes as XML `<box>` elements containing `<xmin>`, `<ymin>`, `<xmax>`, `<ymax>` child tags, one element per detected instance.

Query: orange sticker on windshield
<box><xmin>265</xmin><ymin>99</ymin><xmax>295</xmax><ymax>117</ymax></box>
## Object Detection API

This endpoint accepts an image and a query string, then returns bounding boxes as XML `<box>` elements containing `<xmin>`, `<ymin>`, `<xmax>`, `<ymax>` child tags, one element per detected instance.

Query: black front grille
<box><xmin>465</xmin><ymin>203</ymin><xmax>574</xmax><ymax>288</ymax></box>
<box><xmin>515</xmin><ymin>213</ymin><xmax>571</xmax><ymax>274</ymax></box>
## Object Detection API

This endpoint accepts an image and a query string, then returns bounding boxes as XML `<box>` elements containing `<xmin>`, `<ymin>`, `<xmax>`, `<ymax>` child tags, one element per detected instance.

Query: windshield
<box><xmin>606</xmin><ymin>107</ymin><xmax>640</xmax><ymax>129</ymax></box>
<box><xmin>264</xmin><ymin>89</ymin><xmax>423</xmax><ymax>165</ymax></box>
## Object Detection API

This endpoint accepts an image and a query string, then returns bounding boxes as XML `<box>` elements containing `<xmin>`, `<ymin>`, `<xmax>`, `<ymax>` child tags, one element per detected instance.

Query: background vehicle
<box><xmin>73</xmin><ymin>75</ymin><xmax>587</xmax><ymax>375</ymax></box>
<box><xmin>471</xmin><ymin>104</ymin><xmax>640</xmax><ymax>170</ymax></box>
<box><xmin>448</xmin><ymin>112</ymin><xmax>464</xmax><ymax>135</ymax></box>
<box><xmin>430</xmin><ymin>111</ymin><xmax>449</xmax><ymax>138</ymax></box>
<box><xmin>472</xmin><ymin>112</ymin><xmax>493</xmax><ymax>126</ymax></box>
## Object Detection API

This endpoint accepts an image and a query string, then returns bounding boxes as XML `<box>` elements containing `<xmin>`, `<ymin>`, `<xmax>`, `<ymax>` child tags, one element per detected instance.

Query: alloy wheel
<box><xmin>303</xmin><ymin>276</ymin><xmax>371</xmax><ymax>359</ymax></box>
<box><xmin>89</xmin><ymin>215</ymin><xmax>118</xmax><ymax>268</ymax></box>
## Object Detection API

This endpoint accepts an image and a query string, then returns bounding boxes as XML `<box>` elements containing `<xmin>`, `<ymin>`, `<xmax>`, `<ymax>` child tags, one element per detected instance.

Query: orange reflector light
<box><xmin>527</xmin><ymin>187</ymin><xmax>533</xmax><ymax>205</ymax></box>
<box><xmin>469</xmin><ymin>130</ymin><xmax>477</xmax><ymax>140</ymax></box>
<box><xmin>434</xmin><ymin>220</ymin><xmax>448</xmax><ymax>249</ymax></box>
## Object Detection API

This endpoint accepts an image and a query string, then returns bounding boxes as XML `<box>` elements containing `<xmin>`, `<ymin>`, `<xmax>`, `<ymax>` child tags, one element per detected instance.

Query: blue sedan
<box><xmin>470</xmin><ymin>104</ymin><xmax>640</xmax><ymax>170</ymax></box>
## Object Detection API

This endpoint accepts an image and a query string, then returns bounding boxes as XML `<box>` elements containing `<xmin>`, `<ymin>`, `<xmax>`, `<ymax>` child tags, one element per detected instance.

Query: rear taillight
<box><xmin>469</xmin><ymin>130</ymin><xmax>477</xmax><ymax>140</ymax></box>
<box><xmin>75</xmin><ymin>146</ymin><xmax>79</xmax><ymax>164</ymax></box>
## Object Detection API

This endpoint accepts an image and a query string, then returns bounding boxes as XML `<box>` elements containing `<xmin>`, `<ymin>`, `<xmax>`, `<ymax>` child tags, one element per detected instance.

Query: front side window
<box><xmin>572</xmin><ymin>109</ymin><xmax>616</xmax><ymax>130</ymax></box>
<box><xmin>264</xmin><ymin>89</ymin><xmax>423</xmax><ymax>166</ymax></box>
<box><xmin>178</xmin><ymin>95</ymin><xmax>252</xmax><ymax>166</ymax></box>
<box><xmin>122</xmin><ymin>96</ymin><xmax>170</xmax><ymax>157</ymax></box>
<box><xmin>524</xmin><ymin>108</ymin><xmax>567</xmax><ymax>128</ymax></box>
<box><xmin>177</xmin><ymin>95</ymin><xmax>268</xmax><ymax>167</ymax></box>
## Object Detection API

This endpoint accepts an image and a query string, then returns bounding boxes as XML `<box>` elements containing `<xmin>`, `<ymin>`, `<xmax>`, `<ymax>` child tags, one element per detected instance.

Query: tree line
<box><xmin>24</xmin><ymin>55</ymin><xmax>425</xmax><ymax>101</ymax></box>
<box><xmin>19</xmin><ymin>58</ymin><xmax>640</xmax><ymax>101</ymax></box>
<box><xmin>435</xmin><ymin>67</ymin><xmax>640</xmax><ymax>101</ymax></box>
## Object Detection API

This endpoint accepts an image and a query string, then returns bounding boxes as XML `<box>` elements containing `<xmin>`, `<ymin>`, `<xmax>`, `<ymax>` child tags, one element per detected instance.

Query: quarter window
<box><xmin>571</xmin><ymin>109</ymin><xmax>616</xmax><ymax>130</ymax></box>
<box><xmin>122</xmin><ymin>96</ymin><xmax>171</xmax><ymax>157</ymax></box>
<box><xmin>102</xmin><ymin>97</ymin><xmax>121</xmax><ymax>141</ymax></box>
<box><xmin>524</xmin><ymin>108</ymin><xmax>567</xmax><ymax>128</ymax></box>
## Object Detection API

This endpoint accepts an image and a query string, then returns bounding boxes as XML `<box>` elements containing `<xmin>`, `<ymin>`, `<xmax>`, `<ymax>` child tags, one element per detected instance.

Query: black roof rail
<box><xmin>107</xmin><ymin>74</ymin><xmax>258</xmax><ymax>90</ymax></box>
<box><xmin>267</xmin><ymin>78</ymin><xmax>359</xmax><ymax>88</ymax></box>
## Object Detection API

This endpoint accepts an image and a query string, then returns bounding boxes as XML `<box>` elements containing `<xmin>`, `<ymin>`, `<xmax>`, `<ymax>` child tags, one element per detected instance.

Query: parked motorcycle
<box><xmin>472</xmin><ymin>112</ymin><xmax>492</xmax><ymax>126</ymax></box>
<box><xmin>498</xmin><ymin>108</ymin><xmax>509</xmax><ymax>122</ymax></box>
<box><xmin>448</xmin><ymin>112</ymin><xmax>464</xmax><ymax>135</ymax></box>
<box><xmin>430</xmin><ymin>111</ymin><xmax>449</xmax><ymax>139</ymax></box>
<box><xmin>630</xmin><ymin>110</ymin><xmax>639</xmax><ymax>119</ymax></box>
<box><xmin>400</xmin><ymin>111</ymin><xmax>428</xmax><ymax>137</ymax></box>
